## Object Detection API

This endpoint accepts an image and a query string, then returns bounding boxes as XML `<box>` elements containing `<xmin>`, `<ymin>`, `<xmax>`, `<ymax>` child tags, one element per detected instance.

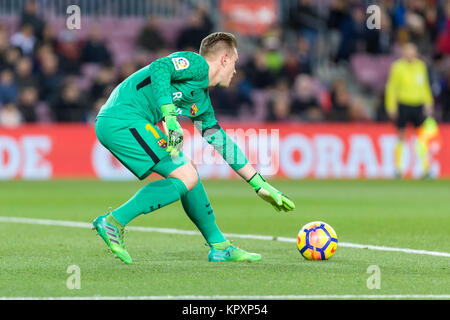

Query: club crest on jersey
<box><xmin>172</xmin><ymin>57</ymin><xmax>189</xmax><ymax>70</ymax></box>
<box><xmin>190</xmin><ymin>103</ymin><xmax>198</xmax><ymax>116</ymax></box>
<box><xmin>157</xmin><ymin>138</ymin><xmax>167</xmax><ymax>148</ymax></box>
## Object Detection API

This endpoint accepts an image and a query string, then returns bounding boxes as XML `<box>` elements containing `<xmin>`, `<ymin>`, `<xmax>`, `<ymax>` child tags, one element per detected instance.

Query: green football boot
<box><xmin>208</xmin><ymin>240</ymin><xmax>261</xmax><ymax>262</ymax></box>
<box><xmin>92</xmin><ymin>213</ymin><xmax>132</xmax><ymax>264</ymax></box>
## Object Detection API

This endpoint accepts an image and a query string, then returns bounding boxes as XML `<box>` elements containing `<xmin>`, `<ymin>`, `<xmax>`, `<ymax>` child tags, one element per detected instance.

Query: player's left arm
<box><xmin>193</xmin><ymin>105</ymin><xmax>295</xmax><ymax>213</ymax></box>
<box><xmin>237</xmin><ymin>163</ymin><xmax>295</xmax><ymax>212</ymax></box>
<box><xmin>422</xmin><ymin>62</ymin><xmax>434</xmax><ymax>116</ymax></box>
<box><xmin>385</xmin><ymin>62</ymin><xmax>399</xmax><ymax>120</ymax></box>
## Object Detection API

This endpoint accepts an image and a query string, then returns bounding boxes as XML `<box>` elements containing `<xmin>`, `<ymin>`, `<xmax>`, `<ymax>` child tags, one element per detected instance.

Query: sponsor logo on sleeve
<box><xmin>172</xmin><ymin>57</ymin><xmax>190</xmax><ymax>70</ymax></box>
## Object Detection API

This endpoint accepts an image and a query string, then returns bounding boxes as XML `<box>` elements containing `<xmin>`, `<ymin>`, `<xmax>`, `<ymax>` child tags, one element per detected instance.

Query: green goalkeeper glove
<box><xmin>161</xmin><ymin>104</ymin><xmax>183</xmax><ymax>157</ymax></box>
<box><xmin>248</xmin><ymin>173</ymin><xmax>295</xmax><ymax>212</ymax></box>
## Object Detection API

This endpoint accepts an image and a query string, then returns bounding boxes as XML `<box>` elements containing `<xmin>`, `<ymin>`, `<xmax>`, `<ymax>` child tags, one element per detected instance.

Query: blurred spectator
<box><xmin>137</xmin><ymin>17</ymin><xmax>167</xmax><ymax>53</ymax></box>
<box><xmin>196</xmin><ymin>3</ymin><xmax>214</xmax><ymax>36</ymax></box>
<box><xmin>334</xmin><ymin>5</ymin><xmax>367</xmax><ymax>61</ymax></box>
<box><xmin>56</xmin><ymin>30</ymin><xmax>82</xmax><ymax>74</ymax></box>
<box><xmin>80</xmin><ymin>26</ymin><xmax>112</xmax><ymax>65</ymax></box>
<box><xmin>0</xmin><ymin>102</ymin><xmax>22</xmax><ymax>127</ymax></box>
<box><xmin>0</xmin><ymin>69</ymin><xmax>18</xmax><ymax>104</ymax></box>
<box><xmin>328</xmin><ymin>0</ymin><xmax>348</xmax><ymax>31</ymax></box>
<box><xmin>436</xmin><ymin>4</ymin><xmax>450</xmax><ymax>56</ymax></box>
<box><xmin>10</xmin><ymin>23</ymin><xmax>36</xmax><ymax>55</ymax></box>
<box><xmin>0</xmin><ymin>25</ymin><xmax>8</xmax><ymax>58</ymax></box>
<box><xmin>86</xmin><ymin>96</ymin><xmax>107</xmax><ymax>123</ymax></box>
<box><xmin>17</xmin><ymin>86</ymin><xmax>39</xmax><ymax>122</ymax></box>
<box><xmin>296</xmin><ymin>36</ymin><xmax>313</xmax><ymax>74</ymax></box>
<box><xmin>90</xmin><ymin>65</ymin><xmax>116</xmax><ymax>102</ymax></box>
<box><xmin>438</xmin><ymin>67</ymin><xmax>450</xmax><ymax>122</ymax></box>
<box><xmin>133</xmin><ymin>50</ymin><xmax>155</xmax><ymax>69</ymax></box>
<box><xmin>14</xmin><ymin>56</ymin><xmax>37</xmax><ymax>89</ymax></box>
<box><xmin>281</xmin><ymin>51</ymin><xmax>301</xmax><ymax>85</ymax></box>
<box><xmin>209</xmin><ymin>73</ymin><xmax>245</xmax><ymax>118</ymax></box>
<box><xmin>261</xmin><ymin>29</ymin><xmax>285</xmax><ymax>75</ymax></box>
<box><xmin>117</xmin><ymin>61</ymin><xmax>137</xmax><ymax>83</ymax></box>
<box><xmin>328</xmin><ymin>78</ymin><xmax>351</xmax><ymax>121</ymax></box>
<box><xmin>287</xmin><ymin>0</ymin><xmax>322</xmax><ymax>43</ymax></box>
<box><xmin>391</xmin><ymin>1</ymin><xmax>407</xmax><ymax>29</ymax></box>
<box><xmin>176</xmin><ymin>8</ymin><xmax>212</xmax><ymax>51</ymax></box>
<box><xmin>405</xmin><ymin>4</ymin><xmax>430</xmax><ymax>54</ymax></box>
<box><xmin>51</xmin><ymin>80</ymin><xmax>88</xmax><ymax>122</ymax></box>
<box><xmin>290</xmin><ymin>74</ymin><xmax>323</xmax><ymax>121</ymax></box>
<box><xmin>1</xmin><ymin>46</ymin><xmax>22</xmax><ymax>70</ymax></box>
<box><xmin>348</xmin><ymin>96</ymin><xmax>371</xmax><ymax>122</ymax></box>
<box><xmin>20</xmin><ymin>0</ymin><xmax>45</xmax><ymax>40</ymax></box>
<box><xmin>267</xmin><ymin>79</ymin><xmax>291</xmax><ymax>121</ymax></box>
<box><xmin>243</xmin><ymin>49</ymin><xmax>276</xmax><ymax>89</ymax></box>
<box><xmin>375</xmin><ymin>93</ymin><xmax>389</xmax><ymax>122</ymax></box>
<box><xmin>425</xmin><ymin>6</ymin><xmax>439</xmax><ymax>44</ymax></box>
<box><xmin>36</xmin><ymin>25</ymin><xmax>58</xmax><ymax>51</ymax></box>
<box><xmin>37</xmin><ymin>51</ymin><xmax>61</xmax><ymax>102</ymax></box>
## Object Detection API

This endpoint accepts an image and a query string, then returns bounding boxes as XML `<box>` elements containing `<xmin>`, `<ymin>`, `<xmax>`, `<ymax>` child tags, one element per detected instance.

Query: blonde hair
<box><xmin>199</xmin><ymin>32</ymin><xmax>237</xmax><ymax>57</ymax></box>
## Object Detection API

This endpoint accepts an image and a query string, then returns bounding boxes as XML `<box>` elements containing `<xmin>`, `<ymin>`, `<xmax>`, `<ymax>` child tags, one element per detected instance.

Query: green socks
<box><xmin>111</xmin><ymin>178</ymin><xmax>188</xmax><ymax>226</ymax></box>
<box><xmin>210</xmin><ymin>240</ymin><xmax>231</xmax><ymax>250</ymax></box>
<box><xmin>181</xmin><ymin>178</ymin><xmax>227</xmax><ymax>244</ymax></box>
<box><xmin>111</xmin><ymin>175</ymin><xmax>226</xmax><ymax>246</ymax></box>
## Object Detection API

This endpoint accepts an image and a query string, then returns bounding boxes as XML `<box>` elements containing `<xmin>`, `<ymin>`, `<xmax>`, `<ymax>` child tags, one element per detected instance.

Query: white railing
<box><xmin>0</xmin><ymin>0</ymin><xmax>412</xmax><ymax>19</ymax></box>
<box><xmin>0</xmin><ymin>0</ymin><xmax>209</xmax><ymax>18</ymax></box>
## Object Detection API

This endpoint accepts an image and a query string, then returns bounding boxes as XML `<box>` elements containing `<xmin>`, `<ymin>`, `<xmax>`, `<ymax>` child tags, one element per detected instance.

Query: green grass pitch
<box><xmin>0</xmin><ymin>179</ymin><xmax>449</xmax><ymax>299</ymax></box>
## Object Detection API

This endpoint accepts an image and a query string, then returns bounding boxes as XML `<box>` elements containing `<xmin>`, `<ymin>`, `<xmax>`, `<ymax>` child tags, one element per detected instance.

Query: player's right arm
<box><xmin>421</xmin><ymin>61</ymin><xmax>434</xmax><ymax>115</ymax></box>
<box><xmin>385</xmin><ymin>62</ymin><xmax>400</xmax><ymax>119</ymax></box>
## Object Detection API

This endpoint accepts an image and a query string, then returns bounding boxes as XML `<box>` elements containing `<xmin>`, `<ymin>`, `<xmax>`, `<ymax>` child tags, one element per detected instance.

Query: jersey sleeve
<box><xmin>148</xmin><ymin>52</ymin><xmax>208</xmax><ymax>107</ymax></box>
<box><xmin>192</xmin><ymin>100</ymin><xmax>248</xmax><ymax>172</ymax></box>
<box><xmin>422</xmin><ymin>63</ymin><xmax>434</xmax><ymax>108</ymax></box>
<box><xmin>385</xmin><ymin>62</ymin><xmax>399</xmax><ymax>114</ymax></box>
<box><xmin>192</xmin><ymin>94</ymin><xmax>219</xmax><ymax>132</ymax></box>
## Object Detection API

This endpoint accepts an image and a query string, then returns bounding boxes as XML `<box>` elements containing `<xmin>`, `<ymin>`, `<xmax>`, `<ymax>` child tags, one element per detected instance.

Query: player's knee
<box><xmin>189</xmin><ymin>158</ymin><xmax>198</xmax><ymax>171</ymax></box>
<box><xmin>168</xmin><ymin>163</ymin><xmax>198</xmax><ymax>191</ymax></box>
<box><xmin>183</xmin><ymin>170</ymin><xmax>199</xmax><ymax>191</ymax></box>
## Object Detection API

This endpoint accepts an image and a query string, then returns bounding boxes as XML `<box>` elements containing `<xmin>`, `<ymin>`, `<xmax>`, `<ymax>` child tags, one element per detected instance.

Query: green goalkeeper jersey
<box><xmin>98</xmin><ymin>51</ymin><xmax>216</xmax><ymax>130</ymax></box>
<box><xmin>97</xmin><ymin>51</ymin><xmax>247</xmax><ymax>171</ymax></box>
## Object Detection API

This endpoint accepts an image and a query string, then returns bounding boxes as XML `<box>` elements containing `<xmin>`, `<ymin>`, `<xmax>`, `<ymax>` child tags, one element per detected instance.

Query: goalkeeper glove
<box><xmin>248</xmin><ymin>173</ymin><xmax>295</xmax><ymax>212</ymax></box>
<box><xmin>161</xmin><ymin>104</ymin><xmax>183</xmax><ymax>157</ymax></box>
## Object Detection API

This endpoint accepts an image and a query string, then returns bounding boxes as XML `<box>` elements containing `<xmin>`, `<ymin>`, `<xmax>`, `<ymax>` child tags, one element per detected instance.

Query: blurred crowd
<box><xmin>1</xmin><ymin>0</ymin><xmax>450</xmax><ymax>126</ymax></box>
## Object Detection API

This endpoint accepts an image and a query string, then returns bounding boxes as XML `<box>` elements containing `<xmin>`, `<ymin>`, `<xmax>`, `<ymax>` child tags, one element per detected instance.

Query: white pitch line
<box><xmin>1</xmin><ymin>294</ymin><xmax>450</xmax><ymax>300</ymax></box>
<box><xmin>0</xmin><ymin>216</ymin><xmax>449</xmax><ymax>258</ymax></box>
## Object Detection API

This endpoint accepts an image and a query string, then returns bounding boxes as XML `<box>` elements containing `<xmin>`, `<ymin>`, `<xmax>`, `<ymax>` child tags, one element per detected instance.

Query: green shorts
<box><xmin>95</xmin><ymin>116</ymin><xmax>189</xmax><ymax>180</ymax></box>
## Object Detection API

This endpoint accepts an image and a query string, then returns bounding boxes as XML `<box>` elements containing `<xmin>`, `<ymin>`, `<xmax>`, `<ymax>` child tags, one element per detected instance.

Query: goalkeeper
<box><xmin>93</xmin><ymin>32</ymin><xmax>295</xmax><ymax>264</ymax></box>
